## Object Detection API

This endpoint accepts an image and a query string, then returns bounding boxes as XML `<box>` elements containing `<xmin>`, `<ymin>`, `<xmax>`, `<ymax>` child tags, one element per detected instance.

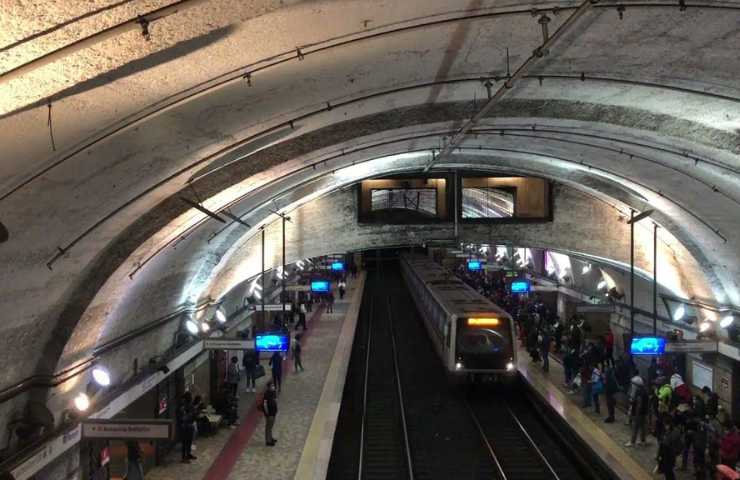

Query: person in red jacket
<box><xmin>719</xmin><ymin>423</ymin><xmax>740</xmax><ymax>469</ymax></box>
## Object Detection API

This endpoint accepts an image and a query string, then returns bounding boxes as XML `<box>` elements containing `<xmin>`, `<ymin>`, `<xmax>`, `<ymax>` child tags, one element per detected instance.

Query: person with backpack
<box><xmin>603</xmin><ymin>365</ymin><xmax>619</xmax><ymax>423</ymax></box>
<box><xmin>625</xmin><ymin>375</ymin><xmax>649</xmax><ymax>447</ymax></box>
<box><xmin>293</xmin><ymin>334</ymin><xmax>304</xmax><ymax>372</ymax></box>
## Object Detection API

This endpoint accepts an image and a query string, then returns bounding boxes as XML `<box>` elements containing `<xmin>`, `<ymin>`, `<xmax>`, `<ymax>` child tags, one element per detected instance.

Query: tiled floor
<box><xmin>517</xmin><ymin>346</ymin><xmax>695</xmax><ymax>480</ymax></box>
<box><xmin>145</xmin><ymin>277</ymin><xmax>362</xmax><ymax>480</ymax></box>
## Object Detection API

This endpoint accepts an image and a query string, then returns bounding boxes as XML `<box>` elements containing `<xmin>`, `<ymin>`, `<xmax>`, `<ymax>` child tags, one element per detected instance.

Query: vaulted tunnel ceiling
<box><xmin>1</xmin><ymin>0</ymin><xmax>740</xmax><ymax>424</ymax></box>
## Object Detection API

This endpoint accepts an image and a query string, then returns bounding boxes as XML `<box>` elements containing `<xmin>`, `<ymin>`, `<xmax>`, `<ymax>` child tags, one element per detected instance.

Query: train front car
<box><xmin>454</xmin><ymin>312</ymin><xmax>517</xmax><ymax>382</ymax></box>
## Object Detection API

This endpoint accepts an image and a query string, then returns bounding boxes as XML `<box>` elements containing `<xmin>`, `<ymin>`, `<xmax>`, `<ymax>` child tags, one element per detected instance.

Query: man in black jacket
<box><xmin>263</xmin><ymin>381</ymin><xmax>278</xmax><ymax>446</ymax></box>
<box><xmin>242</xmin><ymin>349</ymin><xmax>258</xmax><ymax>393</ymax></box>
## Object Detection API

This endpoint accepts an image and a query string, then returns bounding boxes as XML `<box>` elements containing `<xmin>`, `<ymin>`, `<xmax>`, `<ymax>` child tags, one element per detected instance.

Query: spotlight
<box><xmin>74</xmin><ymin>393</ymin><xmax>90</xmax><ymax>412</ymax></box>
<box><xmin>673</xmin><ymin>305</ymin><xmax>686</xmax><ymax>321</ymax></box>
<box><xmin>455</xmin><ymin>362</ymin><xmax>463</xmax><ymax>370</ymax></box>
<box><xmin>582</xmin><ymin>264</ymin><xmax>592</xmax><ymax>274</ymax></box>
<box><xmin>215</xmin><ymin>309</ymin><xmax>227</xmax><ymax>324</ymax></box>
<box><xmin>720</xmin><ymin>315</ymin><xmax>734</xmax><ymax>328</ymax></box>
<box><xmin>597</xmin><ymin>280</ymin><xmax>607</xmax><ymax>290</ymax></box>
<box><xmin>506</xmin><ymin>362</ymin><xmax>515</xmax><ymax>371</ymax></box>
<box><xmin>200</xmin><ymin>322</ymin><xmax>210</xmax><ymax>333</ymax></box>
<box><xmin>185</xmin><ymin>320</ymin><xmax>199</xmax><ymax>335</ymax></box>
<box><xmin>91</xmin><ymin>367</ymin><xmax>111</xmax><ymax>387</ymax></box>
<box><xmin>699</xmin><ymin>321</ymin><xmax>711</xmax><ymax>333</ymax></box>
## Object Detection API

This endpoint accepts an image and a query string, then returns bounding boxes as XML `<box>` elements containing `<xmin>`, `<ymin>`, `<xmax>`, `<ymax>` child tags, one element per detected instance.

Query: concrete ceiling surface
<box><xmin>0</xmin><ymin>0</ymin><xmax>740</xmax><ymax>428</ymax></box>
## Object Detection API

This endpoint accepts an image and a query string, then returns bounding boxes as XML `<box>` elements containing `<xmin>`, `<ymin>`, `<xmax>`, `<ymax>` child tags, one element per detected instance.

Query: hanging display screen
<box><xmin>331</xmin><ymin>262</ymin><xmax>345</xmax><ymax>271</ymax></box>
<box><xmin>630</xmin><ymin>336</ymin><xmax>666</xmax><ymax>355</ymax></box>
<box><xmin>510</xmin><ymin>280</ymin><xmax>531</xmax><ymax>293</ymax></box>
<box><xmin>311</xmin><ymin>280</ymin><xmax>330</xmax><ymax>293</ymax></box>
<box><xmin>255</xmin><ymin>334</ymin><xmax>289</xmax><ymax>352</ymax></box>
<box><xmin>467</xmin><ymin>260</ymin><xmax>482</xmax><ymax>271</ymax></box>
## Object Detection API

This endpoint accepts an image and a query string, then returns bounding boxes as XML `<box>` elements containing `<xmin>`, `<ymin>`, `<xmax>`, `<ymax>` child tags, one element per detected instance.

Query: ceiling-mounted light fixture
<box><xmin>720</xmin><ymin>315</ymin><xmax>735</xmax><ymax>328</ymax></box>
<box><xmin>215</xmin><ymin>309</ymin><xmax>227</xmax><ymax>324</ymax></box>
<box><xmin>74</xmin><ymin>393</ymin><xmax>90</xmax><ymax>412</ymax></box>
<box><xmin>673</xmin><ymin>305</ymin><xmax>686</xmax><ymax>321</ymax></box>
<box><xmin>185</xmin><ymin>320</ymin><xmax>199</xmax><ymax>335</ymax></box>
<box><xmin>582</xmin><ymin>264</ymin><xmax>591</xmax><ymax>274</ymax></box>
<box><xmin>200</xmin><ymin>322</ymin><xmax>210</xmax><ymax>333</ymax></box>
<box><xmin>597</xmin><ymin>280</ymin><xmax>607</xmax><ymax>290</ymax></box>
<box><xmin>699</xmin><ymin>321</ymin><xmax>711</xmax><ymax>333</ymax></box>
<box><xmin>92</xmin><ymin>367</ymin><xmax>111</xmax><ymax>387</ymax></box>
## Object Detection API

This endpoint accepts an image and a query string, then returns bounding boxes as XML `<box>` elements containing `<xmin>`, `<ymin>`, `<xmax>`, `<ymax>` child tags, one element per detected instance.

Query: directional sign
<box><xmin>665</xmin><ymin>341</ymin><xmax>718</xmax><ymax>353</ymax></box>
<box><xmin>203</xmin><ymin>339</ymin><xmax>253</xmax><ymax>350</ymax></box>
<box><xmin>286</xmin><ymin>285</ymin><xmax>310</xmax><ymax>292</ymax></box>
<box><xmin>81</xmin><ymin>420</ymin><xmax>173</xmax><ymax>440</ymax></box>
<box><xmin>250</xmin><ymin>304</ymin><xmax>291</xmax><ymax>311</ymax></box>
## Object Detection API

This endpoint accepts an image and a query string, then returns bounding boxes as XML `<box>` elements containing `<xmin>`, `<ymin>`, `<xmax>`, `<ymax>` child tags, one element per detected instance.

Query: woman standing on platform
<box><xmin>262</xmin><ymin>381</ymin><xmax>279</xmax><ymax>446</ymax></box>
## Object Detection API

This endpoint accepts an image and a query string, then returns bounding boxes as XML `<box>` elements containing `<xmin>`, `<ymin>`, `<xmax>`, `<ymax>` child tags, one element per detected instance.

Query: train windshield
<box><xmin>457</xmin><ymin>318</ymin><xmax>513</xmax><ymax>358</ymax></box>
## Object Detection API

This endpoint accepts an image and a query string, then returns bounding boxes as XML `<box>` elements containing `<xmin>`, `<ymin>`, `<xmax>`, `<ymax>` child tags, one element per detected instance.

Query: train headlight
<box><xmin>455</xmin><ymin>362</ymin><xmax>463</xmax><ymax>370</ymax></box>
<box><xmin>506</xmin><ymin>362</ymin><xmax>515</xmax><ymax>372</ymax></box>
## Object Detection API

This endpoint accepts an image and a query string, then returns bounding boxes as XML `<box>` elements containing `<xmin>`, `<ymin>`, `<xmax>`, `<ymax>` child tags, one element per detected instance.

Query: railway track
<box><xmin>329</xmin><ymin>257</ymin><xmax>597</xmax><ymax>480</ymax></box>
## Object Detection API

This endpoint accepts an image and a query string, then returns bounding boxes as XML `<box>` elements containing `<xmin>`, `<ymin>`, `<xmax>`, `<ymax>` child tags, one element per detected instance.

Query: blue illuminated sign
<box><xmin>311</xmin><ymin>280</ymin><xmax>330</xmax><ymax>293</ymax></box>
<box><xmin>510</xmin><ymin>280</ymin><xmax>531</xmax><ymax>293</ymax></box>
<box><xmin>630</xmin><ymin>336</ymin><xmax>666</xmax><ymax>355</ymax></box>
<box><xmin>255</xmin><ymin>334</ymin><xmax>289</xmax><ymax>352</ymax></box>
<box><xmin>467</xmin><ymin>260</ymin><xmax>482</xmax><ymax>271</ymax></box>
<box><xmin>331</xmin><ymin>261</ymin><xmax>345</xmax><ymax>271</ymax></box>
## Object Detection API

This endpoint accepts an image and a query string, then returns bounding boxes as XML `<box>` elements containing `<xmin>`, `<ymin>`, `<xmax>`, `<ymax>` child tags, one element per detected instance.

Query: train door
<box><xmin>447</xmin><ymin>315</ymin><xmax>457</xmax><ymax>367</ymax></box>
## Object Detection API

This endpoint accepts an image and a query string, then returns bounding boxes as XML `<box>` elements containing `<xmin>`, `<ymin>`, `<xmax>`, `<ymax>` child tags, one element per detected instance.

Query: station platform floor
<box><xmin>146</xmin><ymin>273</ymin><xmax>365</xmax><ymax>480</ymax></box>
<box><xmin>516</xmin><ymin>345</ymin><xmax>695</xmax><ymax>480</ymax></box>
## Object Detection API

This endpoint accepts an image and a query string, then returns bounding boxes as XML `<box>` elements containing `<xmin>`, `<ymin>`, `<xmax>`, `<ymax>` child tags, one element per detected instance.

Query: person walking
<box><xmin>296</xmin><ymin>304</ymin><xmax>307</xmax><ymax>332</ymax></box>
<box><xmin>177</xmin><ymin>392</ymin><xmax>196</xmax><ymax>463</ymax></box>
<box><xmin>540</xmin><ymin>327</ymin><xmax>552</xmax><ymax>372</ymax></box>
<box><xmin>625</xmin><ymin>375</ymin><xmax>649</xmax><ymax>447</ymax></box>
<box><xmin>269</xmin><ymin>351</ymin><xmax>283</xmax><ymax>394</ymax></box>
<box><xmin>262</xmin><ymin>381</ymin><xmax>278</xmax><ymax>446</ymax></box>
<box><xmin>603</xmin><ymin>365</ymin><xmax>619</xmax><ymax>423</ymax></box>
<box><xmin>242</xmin><ymin>348</ymin><xmax>258</xmax><ymax>393</ymax></box>
<box><xmin>338</xmin><ymin>280</ymin><xmax>346</xmax><ymax>300</ymax></box>
<box><xmin>125</xmin><ymin>441</ymin><xmax>144</xmax><ymax>480</ymax></box>
<box><xmin>327</xmin><ymin>292</ymin><xmax>335</xmax><ymax>313</ymax></box>
<box><xmin>658</xmin><ymin>419</ymin><xmax>681</xmax><ymax>480</ymax></box>
<box><xmin>226</xmin><ymin>356</ymin><xmax>240</xmax><ymax>399</ymax></box>
<box><xmin>292</xmin><ymin>334</ymin><xmax>305</xmax><ymax>372</ymax></box>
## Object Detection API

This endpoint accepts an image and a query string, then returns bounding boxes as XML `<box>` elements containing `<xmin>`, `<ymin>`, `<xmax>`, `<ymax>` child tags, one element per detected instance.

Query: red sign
<box><xmin>100</xmin><ymin>447</ymin><xmax>110</xmax><ymax>466</ymax></box>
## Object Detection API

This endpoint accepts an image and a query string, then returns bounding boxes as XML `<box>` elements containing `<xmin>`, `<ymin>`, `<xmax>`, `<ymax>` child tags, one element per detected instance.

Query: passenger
<box><xmin>262</xmin><ymin>381</ymin><xmax>279</xmax><ymax>446</ymax></box>
<box><xmin>603</xmin><ymin>365</ymin><xmax>619</xmax><ymax>423</ymax></box>
<box><xmin>296</xmin><ymin>304</ymin><xmax>307</xmax><ymax>331</ymax></box>
<box><xmin>603</xmin><ymin>329</ymin><xmax>614</xmax><ymax>368</ymax></box>
<box><xmin>591</xmin><ymin>365</ymin><xmax>603</xmax><ymax>414</ymax></box>
<box><xmin>226</xmin><ymin>356</ymin><xmax>240</xmax><ymax>399</ymax></box>
<box><xmin>242</xmin><ymin>348</ymin><xmax>258</xmax><ymax>393</ymax></box>
<box><xmin>553</xmin><ymin>320</ymin><xmax>563</xmax><ymax>353</ymax></box>
<box><xmin>177</xmin><ymin>392</ymin><xmax>196</xmax><ymax>463</ymax></box>
<box><xmin>657</xmin><ymin>418</ymin><xmax>682</xmax><ymax>480</ymax></box>
<box><xmin>581</xmin><ymin>363</ymin><xmax>593</xmax><ymax>408</ymax></box>
<box><xmin>701</xmin><ymin>386</ymin><xmax>719</xmax><ymax>418</ymax></box>
<box><xmin>719</xmin><ymin>423</ymin><xmax>740</xmax><ymax>469</ymax></box>
<box><xmin>625</xmin><ymin>375</ymin><xmax>649</xmax><ymax>447</ymax></box>
<box><xmin>338</xmin><ymin>280</ymin><xmax>346</xmax><ymax>300</ymax></box>
<box><xmin>269</xmin><ymin>351</ymin><xmax>283</xmax><ymax>394</ymax></box>
<box><xmin>680</xmin><ymin>409</ymin><xmax>698</xmax><ymax>471</ymax></box>
<box><xmin>539</xmin><ymin>326</ymin><xmax>551</xmax><ymax>373</ymax></box>
<box><xmin>293</xmin><ymin>334</ymin><xmax>304</xmax><ymax>372</ymax></box>
<box><xmin>125</xmin><ymin>441</ymin><xmax>144</xmax><ymax>480</ymax></box>
<box><xmin>692</xmin><ymin>418</ymin><xmax>708</xmax><ymax>479</ymax></box>
<box><xmin>707</xmin><ymin>415</ymin><xmax>724</xmax><ymax>473</ymax></box>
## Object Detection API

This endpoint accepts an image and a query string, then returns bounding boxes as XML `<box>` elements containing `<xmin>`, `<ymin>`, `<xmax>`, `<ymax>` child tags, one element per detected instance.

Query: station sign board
<box><xmin>286</xmin><ymin>285</ymin><xmax>311</xmax><ymax>292</ymax></box>
<box><xmin>250</xmin><ymin>303</ymin><xmax>291</xmax><ymax>312</ymax></box>
<box><xmin>203</xmin><ymin>339</ymin><xmax>253</xmax><ymax>350</ymax></box>
<box><xmin>81</xmin><ymin>419</ymin><xmax>173</xmax><ymax>441</ymax></box>
<box><xmin>664</xmin><ymin>340</ymin><xmax>718</xmax><ymax>353</ymax></box>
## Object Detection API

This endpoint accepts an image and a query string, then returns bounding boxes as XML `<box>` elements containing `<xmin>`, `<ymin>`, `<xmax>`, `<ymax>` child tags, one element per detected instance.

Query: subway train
<box><xmin>400</xmin><ymin>253</ymin><xmax>517</xmax><ymax>382</ymax></box>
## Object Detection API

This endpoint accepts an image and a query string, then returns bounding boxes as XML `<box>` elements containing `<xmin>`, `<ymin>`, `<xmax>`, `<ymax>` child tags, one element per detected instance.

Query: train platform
<box><xmin>145</xmin><ymin>273</ymin><xmax>365</xmax><ymax>480</ymax></box>
<box><xmin>516</xmin><ymin>345</ymin><xmax>695</xmax><ymax>480</ymax></box>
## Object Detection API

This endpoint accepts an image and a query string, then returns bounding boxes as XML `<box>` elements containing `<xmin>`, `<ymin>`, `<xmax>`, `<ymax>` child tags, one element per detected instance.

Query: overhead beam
<box><xmin>424</xmin><ymin>0</ymin><xmax>598</xmax><ymax>172</ymax></box>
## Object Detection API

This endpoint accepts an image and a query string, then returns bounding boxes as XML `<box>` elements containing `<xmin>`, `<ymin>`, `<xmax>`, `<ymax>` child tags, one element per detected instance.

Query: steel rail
<box><xmin>506</xmin><ymin>406</ymin><xmax>562</xmax><ymax>480</ymax></box>
<box><xmin>386</xmin><ymin>296</ymin><xmax>416</xmax><ymax>479</ymax></box>
<box><xmin>466</xmin><ymin>401</ymin><xmax>508</xmax><ymax>480</ymax></box>
<box><xmin>357</xmin><ymin>295</ymin><xmax>373</xmax><ymax>480</ymax></box>
<box><xmin>426</xmin><ymin>0</ymin><xmax>596</xmax><ymax>171</ymax></box>
<box><xmin>3</xmin><ymin>2</ymin><xmax>740</xmax><ymax>204</ymax></box>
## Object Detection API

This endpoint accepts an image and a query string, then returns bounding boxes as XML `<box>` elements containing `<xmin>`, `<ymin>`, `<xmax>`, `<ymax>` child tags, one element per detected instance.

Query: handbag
<box><xmin>254</xmin><ymin>364</ymin><xmax>266</xmax><ymax>379</ymax></box>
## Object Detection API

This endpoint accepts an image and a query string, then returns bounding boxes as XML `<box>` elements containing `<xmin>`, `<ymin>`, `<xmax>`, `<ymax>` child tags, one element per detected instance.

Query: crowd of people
<box><xmin>454</xmin><ymin>263</ymin><xmax>740</xmax><ymax>479</ymax></box>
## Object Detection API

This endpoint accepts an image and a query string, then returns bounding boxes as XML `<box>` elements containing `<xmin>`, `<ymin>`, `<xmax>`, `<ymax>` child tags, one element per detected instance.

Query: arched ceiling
<box><xmin>1</xmin><ymin>0</ymin><xmax>740</xmax><ymax>418</ymax></box>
